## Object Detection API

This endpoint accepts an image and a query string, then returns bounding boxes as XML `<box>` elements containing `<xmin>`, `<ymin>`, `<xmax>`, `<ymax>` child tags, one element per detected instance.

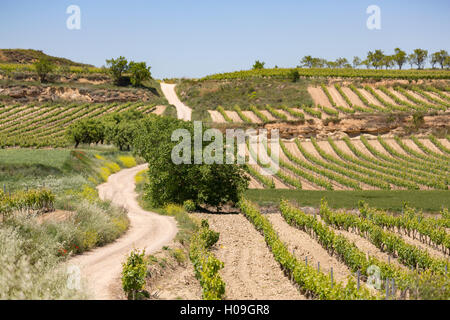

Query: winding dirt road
<box><xmin>160</xmin><ymin>83</ymin><xmax>192</xmax><ymax>121</ymax></box>
<box><xmin>69</xmin><ymin>164</ymin><xmax>178</xmax><ymax>300</ymax></box>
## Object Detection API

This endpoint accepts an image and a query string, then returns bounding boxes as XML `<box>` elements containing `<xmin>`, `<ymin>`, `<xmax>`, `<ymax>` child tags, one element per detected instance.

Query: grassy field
<box><xmin>176</xmin><ymin>78</ymin><xmax>315</xmax><ymax>111</ymax></box>
<box><xmin>245</xmin><ymin>189</ymin><xmax>450</xmax><ymax>213</ymax></box>
<box><xmin>0</xmin><ymin>147</ymin><xmax>135</xmax><ymax>299</ymax></box>
<box><xmin>0</xmin><ymin>147</ymin><xmax>137</xmax><ymax>190</ymax></box>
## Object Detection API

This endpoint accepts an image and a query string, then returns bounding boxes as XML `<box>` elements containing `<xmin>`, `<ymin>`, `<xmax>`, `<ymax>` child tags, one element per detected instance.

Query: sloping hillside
<box><xmin>0</xmin><ymin>49</ymin><xmax>93</xmax><ymax>67</ymax></box>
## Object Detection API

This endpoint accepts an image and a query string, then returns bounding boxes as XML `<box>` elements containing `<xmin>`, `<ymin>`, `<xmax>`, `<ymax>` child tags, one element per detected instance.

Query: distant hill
<box><xmin>0</xmin><ymin>49</ymin><xmax>94</xmax><ymax>67</ymax></box>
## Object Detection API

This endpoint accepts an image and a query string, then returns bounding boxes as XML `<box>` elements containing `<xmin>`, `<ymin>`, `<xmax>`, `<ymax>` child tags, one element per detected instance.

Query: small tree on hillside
<box><xmin>411</xmin><ymin>49</ymin><xmax>428</xmax><ymax>69</ymax></box>
<box><xmin>407</xmin><ymin>53</ymin><xmax>415</xmax><ymax>69</ymax></box>
<box><xmin>431</xmin><ymin>50</ymin><xmax>448</xmax><ymax>69</ymax></box>
<box><xmin>252</xmin><ymin>60</ymin><xmax>265</xmax><ymax>70</ymax></box>
<box><xmin>66</xmin><ymin>119</ymin><xmax>105</xmax><ymax>148</ymax></box>
<box><xmin>34</xmin><ymin>57</ymin><xmax>55</xmax><ymax>83</ymax></box>
<box><xmin>393</xmin><ymin>48</ymin><xmax>407</xmax><ymax>70</ymax></box>
<box><xmin>106</xmin><ymin>56</ymin><xmax>129</xmax><ymax>84</ymax></box>
<box><xmin>103</xmin><ymin>109</ymin><xmax>144</xmax><ymax>150</ymax></box>
<box><xmin>352</xmin><ymin>56</ymin><xmax>361</xmax><ymax>68</ymax></box>
<box><xmin>133</xmin><ymin>116</ymin><xmax>249</xmax><ymax>208</ymax></box>
<box><xmin>128</xmin><ymin>61</ymin><xmax>151</xmax><ymax>87</ymax></box>
<box><xmin>367</xmin><ymin>50</ymin><xmax>385</xmax><ymax>69</ymax></box>
<box><xmin>382</xmin><ymin>55</ymin><xmax>395</xmax><ymax>69</ymax></box>
<box><xmin>300</xmin><ymin>56</ymin><xmax>314</xmax><ymax>68</ymax></box>
<box><xmin>445</xmin><ymin>56</ymin><xmax>450</xmax><ymax>69</ymax></box>
<box><xmin>362</xmin><ymin>59</ymin><xmax>371</xmax><ymax>69</ymax></box>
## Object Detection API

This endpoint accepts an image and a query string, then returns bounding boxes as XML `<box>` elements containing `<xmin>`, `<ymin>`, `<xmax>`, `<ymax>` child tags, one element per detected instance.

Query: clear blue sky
<box><xmin>0</xmin><ymin>0</ymin><xmax>449</xmax><ymax>78</ymax></box>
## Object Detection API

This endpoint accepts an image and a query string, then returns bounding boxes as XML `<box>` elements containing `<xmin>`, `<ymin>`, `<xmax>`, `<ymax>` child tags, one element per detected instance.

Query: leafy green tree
<box><xmin>393</xmin><ymin>48</ymin><xmax>407</xmax><ymax>70</ymax></box>
<box><xmin>445</xmin><ymin>56</ymin><xmax>450</xmax><ymax>69</ymax></box>
<box><xmin>367</xmin><ymin>50</ymin><xmax>385</xmax><ymax>69</ymax></box>
<box><xmin>362</xmin><ymin>59</ymin><xmax>371</xmax><ymax>69</ymax></box>
<box><xmin>382</xmin><ymin>55</ymin><xmax>395</xmax><ymax>69</ymax></box>
<box><xmin>411</xmin><ymin>49</ymin><xmax>428</xmax><ymax>69</ymax></box>
<box><xmin>300</xmin><ymin>55</ymin><xmax>314</xmax><ymax>68</ymax></box>
<box><xmin>66</xmin><ymin>119</ymin><xmax>105</xmax><ymax>148</ymax></box>
<box><xmin>352</xmin><ymin>56</ymin><xmax>361</xmax><ymax>68</ymax></box>
<box><xmin>326</xmin><ymin>60</ymin><xmax>337</xmax><ymax>68</ymax></box>
<box><xmin>407</xmin><ymin>53</ymin><xmax>415</xmax><ymax>69</ymax></box>
<box><xmin>133</xmin><ymin>116</ymin><xmax>249</xmax><ymax>208</ymax></box>
<box><xmin>34</xmin><ymin>58</ymin><xmax>55</xmax><ymax>83</ymax></box>
<box><xmin>106</xmin><ymin>56</ymin><xmax>129</xmax><ymax>84</ymax></box>
<box><xmin>103</xmin><ymin>109</ymin><xmax>144</xmax><ymax>151</ymax></box>
<box><xmin>317</xmin><ymin>58</ymin><xmax>327</xmax><ymax>68</ymax></box>
<box><xmin>128</xmin><ymin>61</ymin><xmax>151</xmax><ymax>87</ymax></box>
<box><xmin>335</xmin><ymin>57</ymin><xmax>349</xmax><ymax>68</ymax></box>
<box><xmin>252</xmin><ymin>60</ymin><xmax>265</xmax><ymax>70</ymax></box>
<box><xmin>431</xmin><ymin>50</ymin><xmax>448</xmax><ymax>69</ymax></box>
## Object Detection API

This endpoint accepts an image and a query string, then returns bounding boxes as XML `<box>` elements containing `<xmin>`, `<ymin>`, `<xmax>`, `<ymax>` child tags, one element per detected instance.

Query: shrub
<box><xmin>99</xmin><ymin>167</ymin><xmax>111</xmax><ymax>182</ymax></box>
<box><xmin>171</xmin><ymin>248</ymin><xmax>186</xmax><ymax>265</ymax></box>
<box><xmin>189</xmin><ymin>221</ymin><xmax>225</xmax><ymax>300</ymax></box>
<box><xmin>121</xmin><ymin>249</ymin><xmax>148</xmax><ymax>300</ymax></box>
<box><xmin>80</xmin><ymin>185</ymin><xmax>98</xmax><ymax>203</ymax></box>
<box><xmin>128</xmin><ymin>61</ymin><xmax>151</xmax><ymax>87</ymax></box>
<box><xmin>105</xmin><ymin>161</ymin><xmax>121</xmax><ymax>173</ymax></box>
<box><xmin>118</xmin><ymin>156</ymin><xmax>137</xmax><ymax>168</ymax></box>
<box><xmin>183</xmin><ymin>200</ymin><xmax>196</xmax><ymax>212</ymax></box>
<box><xmin>252</xmin><ymin>60</ymin><xmax>265</xmax><ymax>70</ymax></box>
<box><xmin>34</xmin><ymin>57</ymin><xmax>55</xmax><ymax>83</ymax></box>
<box><xmin>288</xmin><ymin>69</ymin><xmax>300</xmax><ymax>82</ymax></box>
<box><xmin>134</xmin><ymin>169</ymin><xmax>148</xmax><ymax>184</ymax></box>
<box><xmin>164</xmin><ymin>204</ymin><xmax>185</xmax><ymax>216</ymax></box>
<box><xmin>106</xmin><ymin>56</ymin><xmax>129</xmax><ymax>85</ymax></box>
<box><xmin>0</xmin><ymin>188</ymin><xmax>55</xmax><ymax>217</ymax></box>
<box><xmin>82</xmin><ymin>230</ymin><xmax>99</xmax><ymax>250</ymax></box>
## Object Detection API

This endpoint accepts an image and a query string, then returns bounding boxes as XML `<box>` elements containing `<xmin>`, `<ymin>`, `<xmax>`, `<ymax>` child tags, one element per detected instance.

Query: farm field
<box><xmin>245</xmin><ymin>190</ymin><xmax>450</xmax><ymax>213</ymax></box>
<box><xmin>245</xmin><ymin>135</ymin><xmax>450</xmax><ymax>191</ymax></box>
<box><xmin>234</xmin><ymin>198</ymin><xmax>450</xmax><ymax>300</ymax></box>
<box><xmin>194</xmin><ymin>82</ymin><xmax>450</xmax><ymax>124</ymax></box>
<box><xmin>0</xmin><ymin>102</ymin><xmax>166</xmax><ymax>147</ymax></box>
<box><xmin>1</xmin><ymin>67</ymin><xmax>450</xmax><ymax>301</ymax></box>
<box><xmin>2</xmin><ymin>0</ymin><xmax>450</xmax><ymax>305</ymax></box>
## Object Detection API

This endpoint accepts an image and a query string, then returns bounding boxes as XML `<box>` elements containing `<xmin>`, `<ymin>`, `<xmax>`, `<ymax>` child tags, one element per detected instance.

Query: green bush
<box><xmin>106</xmin><ymin>56</ymin><xmax>129</xmax><ymax>85</ymax></box>
<box><xmin>121</xmin><ymin>249</ymin><xmax>148</xmax><ymax>300</ymax></box>
<box><xmin>183</xmin><ymin>200</ymin><xmax>196</xmax><ymax>212</ymax></box>
<box><xmin>189</xmin><ymin>221</ymin><xmax>225</xmax><ymax>300</ymax></box>
<box><xmin>288</xmin><ymin>69</ymin><xmax>300</xmax><ymax>82</ymax></box>
<box><xmin>128</xmin><ymin>61</ymin><xmax>151</xmax><ymax>87</ymax></box>
<box><xmin>34</xmin><ymin>57</ymin><xmax>55</xmax><ymax>83</ymax></box>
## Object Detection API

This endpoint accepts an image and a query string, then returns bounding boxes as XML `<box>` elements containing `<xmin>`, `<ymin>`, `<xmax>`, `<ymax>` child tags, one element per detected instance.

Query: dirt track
<box><xmin>69</xmin><ymin>164</ymin><xmax>178</xmax><ymax>300</ymax></box>
<box><xmin>193</xmin><ymin>212</ymin><xmax>306</xmax><ymax>300</ymax></box>
<box><xmin>160</xmin><ymin>83</ymin><xmax>192</xmax><ymax>121</ymax></box>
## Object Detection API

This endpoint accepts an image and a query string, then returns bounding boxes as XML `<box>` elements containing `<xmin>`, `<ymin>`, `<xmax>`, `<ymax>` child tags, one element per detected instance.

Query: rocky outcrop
<box><xmin>263</xmin><ymin>112</ymin><xmax>450</xmax><ymax>139</ymax></box>
<box><xmin>0</xmin><ymin>84</ymin><xmax>160</xmax><ymax>103</ymax></box>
